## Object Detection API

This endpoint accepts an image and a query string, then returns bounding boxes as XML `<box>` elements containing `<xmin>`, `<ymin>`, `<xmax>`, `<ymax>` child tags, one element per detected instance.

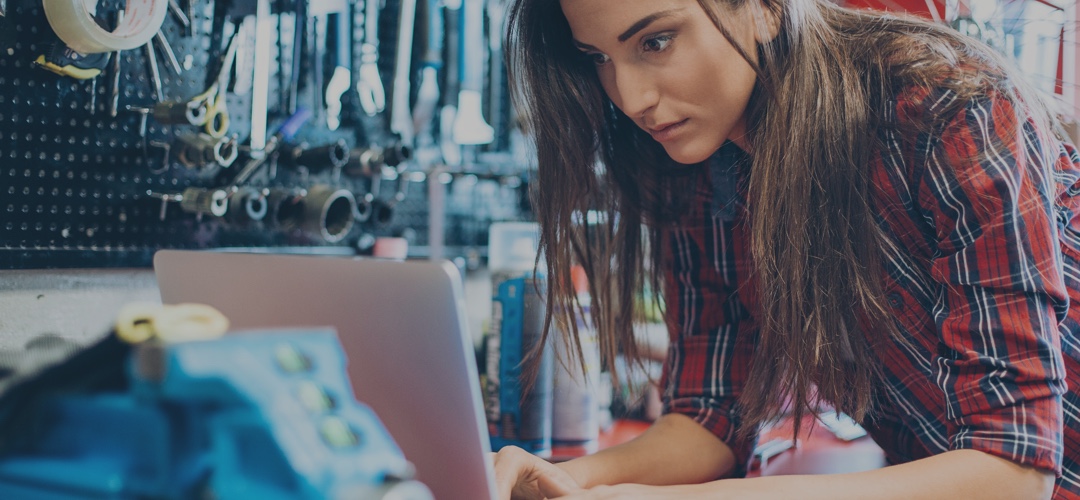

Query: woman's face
<box><xmin>560</xmin><ymin>0</ymin><xmax>764</xmax><ymax>163</ymax></box>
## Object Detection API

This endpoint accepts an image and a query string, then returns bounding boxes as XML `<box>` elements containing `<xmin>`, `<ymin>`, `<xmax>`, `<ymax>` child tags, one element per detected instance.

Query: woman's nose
<box><xmin>608</xmin><ymin>65</ymin><xmax>660</xmax><ymax>121</ymax></box>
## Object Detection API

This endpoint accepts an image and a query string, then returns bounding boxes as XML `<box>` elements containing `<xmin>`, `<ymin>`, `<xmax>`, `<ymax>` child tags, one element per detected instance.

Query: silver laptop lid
<box><xmin>154</xmin><ymin>250</ymin><xmax>497</xmax><ymax>500</ymax></box>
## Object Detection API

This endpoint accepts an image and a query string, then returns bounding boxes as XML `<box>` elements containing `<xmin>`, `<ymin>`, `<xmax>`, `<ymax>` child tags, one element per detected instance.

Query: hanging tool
<box><xmin>146</xmin><ymin>190</ymin><xmax>184</xmax><ymax>221</ymax></box>
<box><xmin>390</xmin><ymin>0</ymin><xmax>419</xmax><ymax>146</ymax></box>
<box><xmin>231</xmin><ymin>19</ymin><xmax>255</xmax><ymax>96</ymax></box>
<box><xmin>309</xmin><ymin>14</ymin><xmax>326</xmax><ymax>124</ymax></box>
<box><xmin>486</xmin><ymin>0</ymin><xmax>507</xmax><ymax>147</ymax></box>
<box><xmin>439</xmin><ymin>0</ymin><xmax>462</xmax><ymax>165</ymax></box>
<box><xmin>227</xmin><ymin>108</ymin><xmax>311</xmax><ymax>189</ymax></box>
<box><xmin>283</xmin><ymin>0</ymin><xmax>307</xmax><ymax>114</ymax></box>
<box><xmin>189</xmin><ymin>28</ymin><xmax>241</xmax><ymax>138</ymax></box>
<box><xmin>145</xmin><ymin>186</ymin><xmax>227</xmax><ymax>220</ymax></box>
<box><xmin>33</xmin><ymin>42</ymin><xmax>111</xmax><ymax>79</ymax></box>
<box><xmin>298</xmin><ymin>186</ymin><xmax>357</xmax><ymax>243</ymax></box>
<box><xmin>411</xmin><ymin>0</ymin><xmax>443</xmax><ymax>137</ymax></box>
<box><xmin>168</xmin><ymin>0</ymin><xmax>191</xmax><ymax>32</ymax></box>
<box><xmin>304</xmin><ymin>0</ymin><xmax>350</xmax><ymax>125</ymax></box>
<box><xmin>345</xmin><ymin>143</ymin><xmax>412</xmax><ymax>225</ymax></box>
<box><xmin>356</xmin><ymin>0</ymin><xmax>386</xmax><ymax>116</ymax></box>
<box><xmin>185</xmin><ymin>0</ymin><xmax>194</xmax><ymax>35</ymax></box>
<box><xmin>144</xmin><ymin>39</ymin><xmax>164</xmax><ymax>101</ymax></box>
<box><xmin>285</xmin><ymin>139</ymin><xmax>351</xmax><ymax>172</ymax></box>
<box><xmin>343</xmin><ymin>143</ymin><xmax>411</xmax><ymax>178</ymax></box>
<box><xmin>154</xmin><ymin>32</ymin><xmax>183</xmax><ymax>74</ymax></box>
<box><xmin>144</xmin><ymin>139</ymin><xmax>173</xmax><ymax>174</ymax></box>
<box><xmin>126</xmin><ymin>100</ymin><xmax>208</xmax><ymax>127</ymax></box>
<box><xmin>145</xmin><ymin>186</ymin><xmax>230</xmax><ymax>220</ymax></box>
<box><xmin>249</xmin><ymin>0</ymin><xmax>273</xmax><ymax>153</ymax></box>
<box><xmin>226</xmin><ymin>187</ymin><xmax>269</xmax><ymax>225</ymax></box>
<box><xmin>33</xmin><ymin>1</ymin><xmax>117</xmax><ymax>77</ymax></box>
<box><xmin>109</xmin><ymin>10</ymin><xmax>124</xmax><ymax>117</ymax></box>
<box><xmin>89</xmin><ymin>78</ymin><xmax>97</xmax><ymax>114</ymax></box>
<box><xmin>366</xmin><ymin>173</ymin><xmax>408</xmax><ymax>227</ymax></box>
<box><xmin>452</xmin><ymin>0</ymin><xmax>494</xmax><ymax>145</ymax></box>
<box><xmin>175</xmin><ymin>133</ymin><xmax>240</xmax><ymax>169</ymax></box>
<box><xmin>325</xmin><ymin>10</ymin><xmax>352</xmax><ymax>131</ymax></box>
<box><xmin>179</xmin><ymin>187</ymin><xmax>230</xmax><ymax>217</ymax></box>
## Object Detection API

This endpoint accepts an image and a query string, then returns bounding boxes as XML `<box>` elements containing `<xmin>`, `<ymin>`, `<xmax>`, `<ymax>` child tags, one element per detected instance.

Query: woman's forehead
<box><xmin>558</xmin><ymin>0</ymin><xmax>693</xmax><ymax>43</ymax></box>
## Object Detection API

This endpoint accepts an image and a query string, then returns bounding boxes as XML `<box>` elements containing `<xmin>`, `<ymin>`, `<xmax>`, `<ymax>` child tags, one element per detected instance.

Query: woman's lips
<box><xmin>648</xmin><ymin>119</ymin><xmax>689</xmax><ymax>143</ymax></box>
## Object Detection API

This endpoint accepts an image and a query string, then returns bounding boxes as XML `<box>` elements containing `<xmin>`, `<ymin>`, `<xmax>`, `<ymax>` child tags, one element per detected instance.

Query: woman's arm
<box><xmin>556</xmin><ymin>413</ymin><xmax>736</xmax><ymax>488</ymax></box>
<box><xmin>706</xmin><ymin>449</ymin><xmax>1055</xmax><ymax>500</ymax></box>
<box><xmin>492</xmin><ymin>402</ymin><xmax>738</xmax><ymax>499</ymax></box>
<box><xmin>552</xmin><ymin>448</ymin><xmax>1054</xmax><ymax>499</ymax></box>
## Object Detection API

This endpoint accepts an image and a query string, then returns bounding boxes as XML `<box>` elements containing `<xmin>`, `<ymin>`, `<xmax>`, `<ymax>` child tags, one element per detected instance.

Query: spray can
<box><xmin>551</xmin><ymin>266</ymin><xmax>600</xmax><ymax>453</ymax></box>
<box><xmin>484</xmin><ymin>223</ymin><xmax>554</xmax><ymax>457</ymax></box>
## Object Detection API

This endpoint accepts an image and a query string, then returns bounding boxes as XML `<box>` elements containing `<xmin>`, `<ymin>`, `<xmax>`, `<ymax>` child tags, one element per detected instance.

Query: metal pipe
<box><xmin>343</xmin><ymin>143</ymin><xmax>412</xmax><ymax>178</ymax></box>
<box><xmin>301</xmin><ymin>186</ymin><xmax>357</xmax><ymax>243</ymax></box>
<box><xmin>176</xmin><ymin>134</ymin><xmax>239</xmax><ymax>169</ymax></box>
<box><xmin>268</xmin><ymin>188</ymin><xmax>306</xmax><ymax>231</ymax></box>
<box><xmin>287</xmin><ymin>139</ymin><xmax>350</xmax><ymax>171</ymax></box>
<box><xmin>226</xmin><ymin>187</ymin><xmax>269</xmax><ymax>225</ymax></box>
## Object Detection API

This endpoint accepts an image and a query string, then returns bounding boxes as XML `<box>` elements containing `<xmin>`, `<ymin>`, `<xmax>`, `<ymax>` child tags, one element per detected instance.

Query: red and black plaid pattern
<box><xmin>659</xmin><ymin>88</ymin><xmax>1080</xmax><ymax>498</ymax></box>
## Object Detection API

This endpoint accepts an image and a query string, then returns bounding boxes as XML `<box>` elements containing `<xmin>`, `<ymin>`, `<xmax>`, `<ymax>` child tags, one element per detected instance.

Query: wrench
<box><xmin>390</xmin><ymin>0</ymin><xmax>418</xmax><ymax>145</ymax></box>
<box><xmin>324</xmin><ymin>10</ymin><xmax>352</xmax><ymax>130</ymax></box>
<box><xmin>411</xmin><ymin>0</ymin><xmax>443</xmax><ymax>135</ymax></box>
<box><xmin>452</xmin><ymin>0</ymin><xmax>494</xmax><ymax>145</ymax></box>
<box><xmin>356</xmin><ymin>0</ymin><xmax>386</xmax><ymax>116</ymax></box>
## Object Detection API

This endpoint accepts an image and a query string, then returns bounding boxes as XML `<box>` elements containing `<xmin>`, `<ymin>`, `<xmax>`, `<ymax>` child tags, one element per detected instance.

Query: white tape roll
<box><xmin>44</xmin><ymin>0</ymin><xmax>167</xmax><ymax>54</ymax></box>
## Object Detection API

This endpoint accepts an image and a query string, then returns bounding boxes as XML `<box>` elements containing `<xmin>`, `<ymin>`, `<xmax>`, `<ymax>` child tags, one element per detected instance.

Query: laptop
<box><xmin>153</xmin><ymin>250</ymin><xmax>498</xmax><ymax>500</ymax></box>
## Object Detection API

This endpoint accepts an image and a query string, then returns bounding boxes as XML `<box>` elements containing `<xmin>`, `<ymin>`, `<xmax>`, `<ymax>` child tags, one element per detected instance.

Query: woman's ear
<box><xmin>754</xmin><ymin>0</ymin><xmax>781</xmax><ymax>44</ymax></box>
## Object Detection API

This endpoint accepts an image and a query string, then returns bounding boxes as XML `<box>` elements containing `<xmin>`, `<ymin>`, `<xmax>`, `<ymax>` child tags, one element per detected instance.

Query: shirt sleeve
<box><xmin>660</xmin><ymin>173</ymin><xmax>757</xmax><ymax>478</ymax></box>
<box><xmin>917</xmin><ymin>89</ymin><xmax>1068</xmax><ymax>474</ymax></box>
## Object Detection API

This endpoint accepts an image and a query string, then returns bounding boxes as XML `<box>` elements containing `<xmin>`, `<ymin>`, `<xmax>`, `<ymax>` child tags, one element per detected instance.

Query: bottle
<box><xmin>484</xmin><ymin>223</ymin><xmax>554</xmax><ymax>457</ymax></box>
<box><xmin>551</xmin><ymin>265</ymin><xmax>600</xmax><ymax>454</ymax></box>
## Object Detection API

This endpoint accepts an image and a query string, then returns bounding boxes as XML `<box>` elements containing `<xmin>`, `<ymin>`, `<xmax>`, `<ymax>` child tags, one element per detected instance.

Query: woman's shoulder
<box><xmin>884</xmin><ymin>61</ymin><xmax>1018</xmax><ymax>138</ymax></box>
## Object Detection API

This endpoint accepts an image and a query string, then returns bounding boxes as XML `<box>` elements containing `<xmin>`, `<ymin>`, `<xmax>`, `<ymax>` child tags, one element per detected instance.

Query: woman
<box><xmin>494</xmin><ymin>0</ymin><xmax>1080</xmax><ymax>498</ymax></box>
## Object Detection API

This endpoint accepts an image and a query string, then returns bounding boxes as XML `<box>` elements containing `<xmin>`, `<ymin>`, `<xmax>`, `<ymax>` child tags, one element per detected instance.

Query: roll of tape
<box><xmin>44</xmin><ymin>0</ymin><xmax>167</xmax><ymax>54</ymax></box>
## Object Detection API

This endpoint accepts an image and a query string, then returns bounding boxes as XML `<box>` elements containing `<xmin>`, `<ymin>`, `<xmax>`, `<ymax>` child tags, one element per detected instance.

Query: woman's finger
<box><xmin>491</xmin><ymin>446</ymin><xmax>585</xmax><ymax>499</ymax></box>
<box><xmin>492</xmin><ymin>446</ymin><xmax>538</xmax><ymax>500</ymax></box>
<box><xmin>534</xmin><ymin>459</ymin><xmax>584</xmax><ymax>498</ymax></box>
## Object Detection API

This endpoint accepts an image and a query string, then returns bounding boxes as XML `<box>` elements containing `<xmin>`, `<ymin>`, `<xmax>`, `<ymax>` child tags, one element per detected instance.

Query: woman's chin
<box><xmin>662</xmin><ymin>143</ymin><xmax>717</xmax><ymax>166</ymax></box>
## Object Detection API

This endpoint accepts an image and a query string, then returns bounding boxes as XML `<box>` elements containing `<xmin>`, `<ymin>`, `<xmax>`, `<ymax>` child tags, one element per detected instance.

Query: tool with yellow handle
<box><xmin>114</xmin><ymin>302</ymin><xmax>230</xmax><ymax>344</ymax></box>
<box><xmin>189</xmin><ymin>29</ymin><xmax>240</xmax><ymax>138</ymax></box>
<box><xmin>33</xmin><ymin>41</ymin><xmax>110</xmax><ymax>79</ymax></box>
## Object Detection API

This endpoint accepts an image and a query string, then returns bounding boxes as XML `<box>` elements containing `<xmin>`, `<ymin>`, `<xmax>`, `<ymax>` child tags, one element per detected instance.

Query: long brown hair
<box><xmin>506</xmin><ymin>0</ymin><xmax>1061</xmax><ymax>437</ymax></box>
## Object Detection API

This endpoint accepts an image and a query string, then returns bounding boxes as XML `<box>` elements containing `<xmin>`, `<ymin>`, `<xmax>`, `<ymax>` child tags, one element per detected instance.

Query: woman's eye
<box><xmin>642</xmin><ymin>34</ymin><xmax>674</xmax><ymax>53</ymax></box>
<box><xmin>586</xmin><ymin>52</ymin><xmax>610</xmax><ymax>65</ymax></box>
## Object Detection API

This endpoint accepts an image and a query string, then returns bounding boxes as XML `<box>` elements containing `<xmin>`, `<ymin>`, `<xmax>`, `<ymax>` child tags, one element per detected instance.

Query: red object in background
<box><xmin>841</xmin><ymin>0</ymin><xmax>1072</xmax><ymax>101</ymax></box>
<box><xmin>840</xmin><ymin>0</ymin><xmax>944</xmax><ymax>20</ymax></box>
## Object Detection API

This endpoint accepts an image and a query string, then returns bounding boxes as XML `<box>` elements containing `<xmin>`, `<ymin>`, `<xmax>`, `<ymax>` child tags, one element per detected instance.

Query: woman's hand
<box><xmin>491</xmin><ymin>446</ymin><xmax>585</xmax><ymax>499</ymax></box>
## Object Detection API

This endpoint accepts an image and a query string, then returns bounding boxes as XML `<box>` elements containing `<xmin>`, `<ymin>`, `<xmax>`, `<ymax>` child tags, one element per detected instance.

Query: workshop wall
<box><xmin>0</xmin><ymin>0</ymin><xmax>530</xmax><ymax>269</ymax></box>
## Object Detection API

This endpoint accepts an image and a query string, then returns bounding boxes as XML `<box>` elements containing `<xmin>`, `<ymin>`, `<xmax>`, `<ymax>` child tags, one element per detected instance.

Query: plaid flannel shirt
<box><xmin>660</xmin><ymin>87</ymin><xmax>1080</xmax><ymax>498</ymax></box>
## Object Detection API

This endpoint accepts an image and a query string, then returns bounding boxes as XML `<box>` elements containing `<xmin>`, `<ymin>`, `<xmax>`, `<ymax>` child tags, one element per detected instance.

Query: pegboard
<box><xmin>0</xmin><ymin>0</ymin><xmax>531</xmax><ymax>269</ymax></box>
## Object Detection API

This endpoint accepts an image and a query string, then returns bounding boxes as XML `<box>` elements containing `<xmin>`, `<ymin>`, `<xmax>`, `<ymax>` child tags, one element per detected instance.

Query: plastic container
<box><xmin>484</xmin><ymin>222</ymin><xmax>554</xmax><ymax>457</ymax></box>
<box><xmin>551</xmin><ymin>266</ymin><xmax>600</xmax><ymax>453</ymax></box>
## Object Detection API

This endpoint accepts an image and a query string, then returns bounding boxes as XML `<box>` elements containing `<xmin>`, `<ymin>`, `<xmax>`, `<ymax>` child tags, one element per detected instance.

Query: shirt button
<box><xmin>887</xmin><ymin>293</ymin><xmax>903</xmax><ymax>309</ymax></box>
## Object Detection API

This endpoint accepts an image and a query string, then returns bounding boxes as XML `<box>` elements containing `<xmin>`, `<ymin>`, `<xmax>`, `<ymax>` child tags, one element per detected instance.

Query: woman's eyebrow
<box><xmin>617</xmin><ymin>9</ymin><xmax>680</xmax><ymax>42</ymax></box>
<box><xmin>572</xmin><ymin>8</ymin><xmax>684</xmax><ymax>50</ymax></box>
